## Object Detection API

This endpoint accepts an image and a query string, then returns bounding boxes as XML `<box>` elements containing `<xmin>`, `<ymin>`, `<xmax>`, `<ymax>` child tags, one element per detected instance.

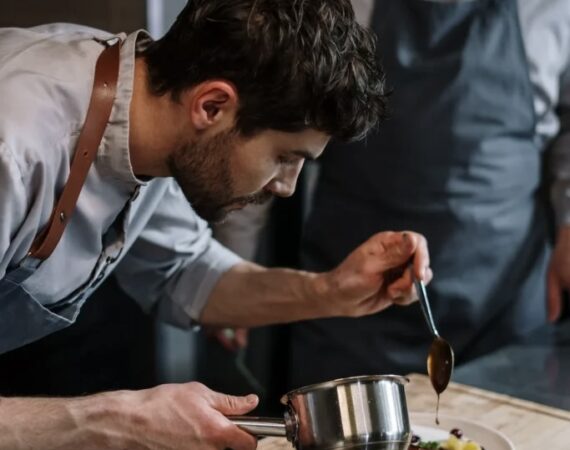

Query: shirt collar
<box><xmin>98</xmin><ymin>30</ymin><xmax>153</xmax><ymax>190</ymax></box>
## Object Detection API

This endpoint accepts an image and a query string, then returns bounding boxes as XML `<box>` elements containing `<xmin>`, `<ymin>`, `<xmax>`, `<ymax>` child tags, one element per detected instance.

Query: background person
<box><xmin>288</xmin><ymin>0</ymin><xmax>570</xmax><ymax>388</ymax></box>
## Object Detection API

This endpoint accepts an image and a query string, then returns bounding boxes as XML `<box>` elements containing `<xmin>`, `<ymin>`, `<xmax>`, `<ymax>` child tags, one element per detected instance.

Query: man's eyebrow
<box><xmin>291</xmin><ymin>149</ymin><xmax>317</xmax><ymax>161</ymax></box>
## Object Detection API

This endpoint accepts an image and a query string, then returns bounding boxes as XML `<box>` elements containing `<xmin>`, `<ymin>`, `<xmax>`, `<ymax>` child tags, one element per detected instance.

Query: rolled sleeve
<box><xmin>156</xmin><ymin>238</ymin><xmax>242</xmax><ymax>327</ymax></box>
<box><xmin>114</xmin><ymin>180</ymin><xmax>243</xmax><ymax>328</ymax></box>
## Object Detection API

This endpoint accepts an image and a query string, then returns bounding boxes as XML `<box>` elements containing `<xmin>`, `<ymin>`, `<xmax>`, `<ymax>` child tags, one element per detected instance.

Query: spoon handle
<box><xmin>414</xmin><ymin>278</ymin><xmax>440</xmax><ymax>338</ymax></box>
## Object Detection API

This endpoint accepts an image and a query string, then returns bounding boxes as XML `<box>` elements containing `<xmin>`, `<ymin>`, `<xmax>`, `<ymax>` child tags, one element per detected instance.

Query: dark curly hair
<box><xmin>143</xmin><ymin>0</ymin><xmax>387</xmax><ymax>141</ymax></box>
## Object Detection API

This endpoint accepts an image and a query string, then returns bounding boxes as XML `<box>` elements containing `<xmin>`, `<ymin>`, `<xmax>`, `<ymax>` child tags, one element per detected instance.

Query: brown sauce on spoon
<box><xmin>427</xmin><ymin>336</ymin><xmax>454</xmax><ymax>425</ymax></box>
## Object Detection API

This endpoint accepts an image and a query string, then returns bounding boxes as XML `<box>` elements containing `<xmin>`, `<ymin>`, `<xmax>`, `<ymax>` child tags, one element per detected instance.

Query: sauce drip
<box><xmin>435</xmin><ymin>395</ymin><xmax>440</xmax><ymax>425</ymax></box>
<box><xmin>427</xmin><ymin>336</ymin><xmax>454</xmax><ymax>425</ymax></box>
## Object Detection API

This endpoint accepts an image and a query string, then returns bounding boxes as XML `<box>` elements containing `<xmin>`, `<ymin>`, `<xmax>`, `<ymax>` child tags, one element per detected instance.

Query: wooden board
<box><xmin>258</xmin><ymin>374</ymin><xmax>570</xmax><ymax>450</ymax></box>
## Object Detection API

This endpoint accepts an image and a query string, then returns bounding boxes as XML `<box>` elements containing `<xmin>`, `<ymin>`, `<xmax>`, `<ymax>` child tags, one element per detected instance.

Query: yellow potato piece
<box><xmin>444</xmin><ymin>435</ymin><xmax>464</xmax><ymax>450</ymax></box>
<box><xmin>463</xmin><ymin>442</ymin><xmax>482</xmax><ymax>450</ymax></box>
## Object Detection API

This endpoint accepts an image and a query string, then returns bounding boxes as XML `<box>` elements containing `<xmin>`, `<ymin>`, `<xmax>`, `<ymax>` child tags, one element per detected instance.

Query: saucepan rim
<box><xmin>281</xmin><ymin>374</ymin><xmax>409</xmax><ymax>403</ymax></box>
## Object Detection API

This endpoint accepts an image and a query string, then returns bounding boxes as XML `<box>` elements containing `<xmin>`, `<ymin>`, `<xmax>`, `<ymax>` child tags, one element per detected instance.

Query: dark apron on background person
<box><xmin>289</xmin><ymin>0</ymin><xmax>550</xmax><ymax>388</ymax></box>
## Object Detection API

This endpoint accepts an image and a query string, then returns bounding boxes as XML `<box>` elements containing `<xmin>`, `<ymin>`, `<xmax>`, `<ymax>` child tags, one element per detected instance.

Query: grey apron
<box><xmin>0</xmin><ymin>40</ymin><xmax>120</xmax><ymax>354</ymax></box>
<box><xmin>289</xmin><ymin>0</ymin><xmax>550</xmax><ymax>388</ymax></box>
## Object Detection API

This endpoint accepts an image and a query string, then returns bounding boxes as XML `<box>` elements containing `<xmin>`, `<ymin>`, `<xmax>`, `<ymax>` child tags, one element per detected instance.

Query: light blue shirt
<box><xmin>0</xmin><ymin>25</ymin><xmax>242</xmax><ymax>328</ymax></box>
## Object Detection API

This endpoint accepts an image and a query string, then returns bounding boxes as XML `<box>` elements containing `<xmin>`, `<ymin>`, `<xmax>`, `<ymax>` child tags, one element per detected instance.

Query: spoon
<box><xmin>414</xmin><ymin>277</ymin><xmax>455</xmax><ymax>424</ymax></box>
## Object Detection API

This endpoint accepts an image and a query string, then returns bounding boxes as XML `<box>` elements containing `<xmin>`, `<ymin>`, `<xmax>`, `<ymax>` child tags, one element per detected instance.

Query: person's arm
<box><xmin>201</xmin><ymin>230</ymin><xmax>431</xmax><ymax>327</ymax></box>
<box><xmin>0</xmin><ymin>383</ymin><xmax>259</xmax><ymax>450</ymax></box>
<box><xmin>115</xmin><ymin>181</ymin><xmax>430</xmax><ymax>328</ymax></box>
<box><xmin>113</xmin><ymin>180</ymin><xmax>244</xmax><ymax>329</ymax></box>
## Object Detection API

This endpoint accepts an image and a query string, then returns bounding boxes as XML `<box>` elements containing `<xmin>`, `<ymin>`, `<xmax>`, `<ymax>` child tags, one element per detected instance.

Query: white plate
<box><xmin>411</xmin><ymin>412</ymin><xmax>515</xmax><ymax>449</ymax></box>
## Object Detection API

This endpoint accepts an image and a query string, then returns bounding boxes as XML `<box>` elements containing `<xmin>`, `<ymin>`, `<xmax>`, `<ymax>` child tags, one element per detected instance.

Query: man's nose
<box><xmin>269</xmin><ymin>161</ymin><xmax>304</xmax><ymax>198</ymax></box>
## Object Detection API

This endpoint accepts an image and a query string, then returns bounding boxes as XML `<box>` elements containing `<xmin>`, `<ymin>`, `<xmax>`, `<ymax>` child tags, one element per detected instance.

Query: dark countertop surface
<box><xmin>454</xmin><ymin>318</ymin><xmax>570</xmax><ymax>411</ymax></box>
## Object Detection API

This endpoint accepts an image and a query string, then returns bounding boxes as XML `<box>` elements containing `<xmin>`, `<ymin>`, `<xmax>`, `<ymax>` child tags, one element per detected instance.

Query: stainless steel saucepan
<box><xmin>230</xmin><ymin>375</ymin><xmax>411</xmax><ymax>450</ymax></box>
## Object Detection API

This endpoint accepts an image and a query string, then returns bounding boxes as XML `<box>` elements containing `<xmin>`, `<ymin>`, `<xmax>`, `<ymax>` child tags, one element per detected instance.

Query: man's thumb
<box><xmin>210</xmin><ymin>392</ymin><xmax>259</xmax><ymax>415</ymax></box>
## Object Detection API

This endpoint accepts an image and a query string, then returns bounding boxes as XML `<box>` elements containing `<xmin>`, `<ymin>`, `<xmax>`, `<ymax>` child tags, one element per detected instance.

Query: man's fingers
<box><xmin>409</xmin><ymin>232</ymin><xmax>430</xmax><ymax>281</ymax></box>
<box><xmin>370</xmin><ymin>232</ymin><xmax>416</xmax><ymax>271</ymax></box>
<box><xmin>424</xmin><ymin>267</ymin><xmax>434</xmax><ymax>284</ymax></box>
<box><xmin>211</xmin><ymin>328</ymin><xmax>249</xmax><ymax>352</ymax></box>
<box><xmin>215</xmin><ymin>390</ymin><xmax>258</xmax><ymax>450</ymax></box>
<box><xmin>372</xmin><ymin>231</ymin><xmax>430</xmax><ymax>280</ymax></box>
<box><xmin>547</xmin><ymin>268</ymin><xmax>562</xmax><ymax>323</ymax></box>
<box><xmin>234</xmin><ymin>328</ymin><xmax>249</xmax><ymax>349</ymax></box>
<box><xmin>387</xmin><ymin>266</ymin><xmax>433</xmax><ymax>298</ymax></box>
<box><xmin>387</xmin><ymin>266</ymin><xmax>413</xmax><ymax>297</ymax></box>
<box><xmin>414</xmin><ymin>267</ymin><xmax>434</xmax><ymax>287</ymax></box>
<box><xmin>216</xmin><ymin>329</ymin><xmax>240</xmax><ymax>352</ymax></box>
<box><xmin>209</xmin><ymin>391</ymin><xmax>259</xmax><ymax>416</ymax></box>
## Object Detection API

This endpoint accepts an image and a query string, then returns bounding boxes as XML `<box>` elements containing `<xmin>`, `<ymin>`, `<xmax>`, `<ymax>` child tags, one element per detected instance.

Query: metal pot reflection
<box><xmin>231</xmin><ymin>374</ymin><xmax>411</xmax><ymax>449</ymax></box>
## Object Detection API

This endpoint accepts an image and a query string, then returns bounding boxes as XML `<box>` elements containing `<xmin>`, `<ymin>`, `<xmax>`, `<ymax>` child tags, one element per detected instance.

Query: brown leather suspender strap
<box><xmin>28</xmin><ymin>41</ymin><xmax>121</xmax><ymax>261</ymax></box>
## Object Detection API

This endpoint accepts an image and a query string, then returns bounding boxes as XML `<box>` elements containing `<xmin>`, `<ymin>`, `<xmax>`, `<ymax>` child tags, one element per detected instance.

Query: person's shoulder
<box><xmin>26</xmin><ymin>23</ymin><xmax>112</xmax><ymax>38</ymax></box>
<box><xmin>0</xmin><ymin>24</ymin><xmax>113</xmax><ymax>61</ymax></box>
<box><xmin>0</xmin><ymin>24</ymin><xmax>114</xmax><ymax>113</ymax></box>
<box><xmin>0</xmin><ymin>24</ymin><xmax>116</xmax><ymax>180</ymax></box>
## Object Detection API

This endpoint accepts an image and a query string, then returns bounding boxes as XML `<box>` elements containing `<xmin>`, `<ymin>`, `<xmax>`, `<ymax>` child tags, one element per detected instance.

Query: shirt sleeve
<box><xmin>0</xmin><ymin>142</ymin><xmax>29</xmax><ymax>279</ymax></box>
<box><xmin>550</xmin><ymin>67</ymin><xmax>570</xmax><ymax>226</ymax></box>
<box><xmin>212</xmin><ymin>200</ymin><xmax>273</xmax><ymax>260</ymax></box>
<box><xmin>113</xmin><ymin>181</ymin><xmax>243</xmax><ymax>328</ymax></box>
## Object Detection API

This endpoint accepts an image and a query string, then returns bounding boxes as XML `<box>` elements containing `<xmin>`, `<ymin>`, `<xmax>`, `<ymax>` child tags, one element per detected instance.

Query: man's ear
<box><xmin>185</xmin><ymin>80</ymin><xmax>238</xmax><ymax>131</ymax></box>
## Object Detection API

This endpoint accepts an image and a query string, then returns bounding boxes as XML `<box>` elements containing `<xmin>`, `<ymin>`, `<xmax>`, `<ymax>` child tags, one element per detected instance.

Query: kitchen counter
<box><xmin>454</xmin><ymin>318</ymin><xmax>570</xmax><ymax>411</ymax></box>
<box><xmin>258</xmin><ymin>374</ymin><xmax>570</xmax><ymax>450</ymax></box>
<box><xmin>257</xmin><ymin>321</ymin><xmax>570</xmax><ymax>450</ymax></box>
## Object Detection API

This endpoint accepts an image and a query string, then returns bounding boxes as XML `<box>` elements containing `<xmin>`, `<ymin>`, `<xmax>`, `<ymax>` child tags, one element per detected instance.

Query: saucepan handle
<box><xmin>229</xmin><ymin>416</ymin><xmax>287</xmax><ymax>437</ymax></box>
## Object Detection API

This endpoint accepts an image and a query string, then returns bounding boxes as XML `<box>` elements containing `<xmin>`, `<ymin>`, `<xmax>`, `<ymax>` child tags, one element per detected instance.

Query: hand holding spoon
<box><xmin>414</xmin><ymin>277</ymin><xmax>455</xmax><ymax>424</ymax></box>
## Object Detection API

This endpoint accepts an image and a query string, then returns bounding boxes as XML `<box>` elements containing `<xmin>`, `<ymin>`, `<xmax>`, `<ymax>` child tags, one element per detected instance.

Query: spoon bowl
<box><xmin>427</xmin><ymin>335</ymin><xmax>454</xmax><ymax>394</ymax></box>
<box><xmin>413</xmin><ymin>278</ymin><xmax>455</xmax><ymax>423</ymax></box>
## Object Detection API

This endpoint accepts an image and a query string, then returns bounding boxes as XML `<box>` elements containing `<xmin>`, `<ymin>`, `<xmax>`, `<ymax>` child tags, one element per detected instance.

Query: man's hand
<box><xmin>205</xmin><ymin>327</ymin><xmax>249</xmax><ymax>352</ymax></box>
<box><xmin>547</xmin><ymin>225</ymin><xmax>570</xmax><ymax>322</ymax></box>
<box><xmin>120</xmin><ymin>382</ymin><xmax>258</xmax><ymax>450</ymax></box>
<box><xmin>315</xmin><ymin>231</ymin><xmax>432</xmax><ymax>317</ymax></box>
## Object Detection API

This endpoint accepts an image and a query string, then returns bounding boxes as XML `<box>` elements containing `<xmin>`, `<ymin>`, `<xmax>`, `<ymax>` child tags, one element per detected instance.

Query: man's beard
<box><xmin>167</xmin><ymin>129</ymin><xmax>273</xmax><ymax>223</ymax></box>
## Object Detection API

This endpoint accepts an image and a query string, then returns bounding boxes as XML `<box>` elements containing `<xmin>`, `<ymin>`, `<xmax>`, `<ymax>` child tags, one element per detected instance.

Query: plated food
<box><xmin>410</xmin><ymin>427</ymin><xmax>483</xmax><ymax>450</ymax></box>
<box><xmin>254</xmin><ymin>413</ymin><xmax>514</xmax><ymax>450</ymax></box>
<box><xmin>410</xmin><ymin>412</ymin><xmax>514</xmax><ymax>450</ymax></box>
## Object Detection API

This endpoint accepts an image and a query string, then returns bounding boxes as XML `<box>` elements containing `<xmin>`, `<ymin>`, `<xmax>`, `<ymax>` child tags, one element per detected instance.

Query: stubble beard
<box><xmin>167</xmin><ymin>129</ymin><xmax>272</xmax><ymax>223</ymax></box>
